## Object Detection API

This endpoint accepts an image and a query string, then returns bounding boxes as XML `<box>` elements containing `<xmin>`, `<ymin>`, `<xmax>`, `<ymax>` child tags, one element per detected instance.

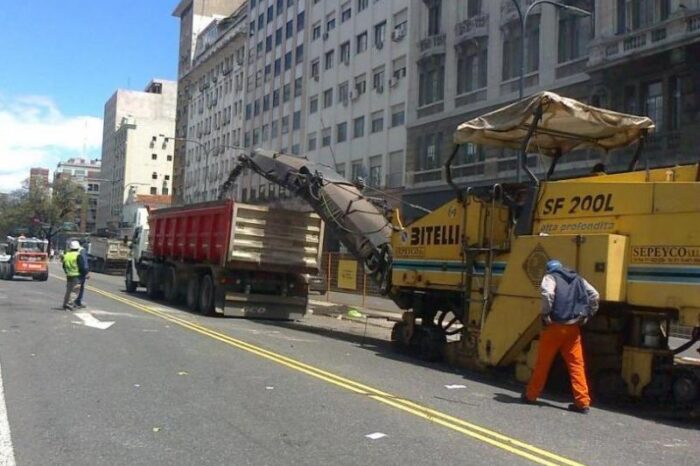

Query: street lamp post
<box><xmin>510</xmin><ymin>0</ymin><xmax>591</xmax><ymax>181</ymax></box>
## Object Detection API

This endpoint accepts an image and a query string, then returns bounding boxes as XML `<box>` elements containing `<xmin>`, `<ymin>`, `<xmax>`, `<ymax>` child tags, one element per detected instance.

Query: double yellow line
<box><xmin>61</xmin><ymin>275</ymin><xmax>583</xmax><ymax>466</ymax></box>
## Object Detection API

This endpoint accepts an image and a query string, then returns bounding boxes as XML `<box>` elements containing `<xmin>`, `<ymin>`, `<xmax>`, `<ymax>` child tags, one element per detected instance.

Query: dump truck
<box><xmin>126</xmin><ymin>200</ymin><xmax>323</xmax><ymax>319</ymax></box>
<box><xmin>224</xmin><ymin>92</ymin><xmax>700</xmax><ymax>412</ymax></box>
<box><xmin>87</xmin><ymin>237</ymin><xmax>130</xmax><ymax>274</ymax></box>
<box><xmin>0</xmin><ymin>236</ymin><xmax>49</xmax><ymax>281</ymax></box>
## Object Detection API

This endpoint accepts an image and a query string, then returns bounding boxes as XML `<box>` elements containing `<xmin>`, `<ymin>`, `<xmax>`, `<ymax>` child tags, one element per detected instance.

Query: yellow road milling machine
<box><xmin>225</xmin><ymin>92</ymin><xmax>700</xmax><ymax>412</ymax></box>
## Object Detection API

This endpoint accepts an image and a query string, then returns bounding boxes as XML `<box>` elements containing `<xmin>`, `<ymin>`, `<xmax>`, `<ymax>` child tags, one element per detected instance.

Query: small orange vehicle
<box><xmin>0</xmin><ymin>236</ymin><xmax>49</xmax><ymax>281</ymax></box>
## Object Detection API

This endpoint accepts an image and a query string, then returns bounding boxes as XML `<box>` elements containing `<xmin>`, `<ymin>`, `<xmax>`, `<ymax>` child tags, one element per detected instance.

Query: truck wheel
<box><xmin>125</xmin><ymin>268</ymin><xmax>138</xmax><ymax>292</ymax></box>
<box><xmin>199</xmin><ymin>275</ymin><xmax>216</xmax><ymax>316</ymax></box>
<box><xmin>186</xmin><ymin>277</ymin><xmax>200</xmax><ymax>313</ymax></box>
<box><xmin>417</xmin><ymin>327</ymin><xmax>446</xmax><ymax>362</ymax></box>
<box><xmin>146</xmin><ymin>272</ymin><xmax>161</xmax><ymax>300</ymax></box>
<box><xmin>163</xmin><ymin>267</ymin><xmax>178</xmax><ymax>303</ymax></box>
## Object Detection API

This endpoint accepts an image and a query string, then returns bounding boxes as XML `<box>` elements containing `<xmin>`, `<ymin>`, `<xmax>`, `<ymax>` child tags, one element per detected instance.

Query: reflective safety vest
<box><xmin>62</xmin><ymin>250</ymin><xmax>80</xmax><ymax>278</ymax></box>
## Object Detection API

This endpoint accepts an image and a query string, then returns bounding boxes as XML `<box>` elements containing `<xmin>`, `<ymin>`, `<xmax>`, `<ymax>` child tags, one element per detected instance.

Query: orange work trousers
<box><xmin>525</xmin><ymin>323</ymin><xmax>591</xmax><ymax>408</ymax></box>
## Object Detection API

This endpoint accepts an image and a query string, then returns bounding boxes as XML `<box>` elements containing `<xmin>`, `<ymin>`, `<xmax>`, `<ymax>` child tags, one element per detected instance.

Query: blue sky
<box><xmin>0</xmin><ymin>1</ymin><xmax>179</xmax><ymax>191</ymax></box>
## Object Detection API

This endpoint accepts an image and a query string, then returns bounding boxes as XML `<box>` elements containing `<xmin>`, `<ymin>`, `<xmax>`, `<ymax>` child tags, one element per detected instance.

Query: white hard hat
<box><xmin>69</xmin><ymin>240</ymin><xmax>80</xmax><ymax>250</ymax></box>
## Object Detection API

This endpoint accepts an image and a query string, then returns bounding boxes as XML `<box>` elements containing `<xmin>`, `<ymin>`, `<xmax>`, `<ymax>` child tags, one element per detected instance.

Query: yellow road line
<box><xmin>53</xmin><ymin>274</ymin><xmax>584</xmax><ymax>466</ymax></box>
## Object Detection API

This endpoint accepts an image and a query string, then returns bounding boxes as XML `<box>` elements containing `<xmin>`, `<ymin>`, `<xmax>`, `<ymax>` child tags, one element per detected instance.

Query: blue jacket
<box><xmin>78</xmin><ymin>248</ymin><xmax>89</xmax><ymax>277</ymax></box>
<box><xmin>541</xmin><ymin>268</ymin><xmax>599</xmax><ymax>325</ymax></box>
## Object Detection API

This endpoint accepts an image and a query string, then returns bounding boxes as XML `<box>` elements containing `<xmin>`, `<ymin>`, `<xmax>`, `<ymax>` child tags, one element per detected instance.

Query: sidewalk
<box><xmin>308</xmin><ymin>291</ymin><xmax>402</xmax><ymax>328</ymax></box>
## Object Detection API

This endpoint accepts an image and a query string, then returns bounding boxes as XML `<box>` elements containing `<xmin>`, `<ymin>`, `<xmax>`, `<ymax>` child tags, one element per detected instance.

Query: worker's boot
<box><xmin>567</xmin><ymin>403</ymin><xmax>590</xmax><ymax>414</ymax></box>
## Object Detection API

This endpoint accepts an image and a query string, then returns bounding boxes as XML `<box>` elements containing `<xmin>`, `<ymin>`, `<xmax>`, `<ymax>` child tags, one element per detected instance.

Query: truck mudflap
<box><xmin>220</xmin><ymin>292</ymin><xmax>308</xmax><ymax>320</ymax></box>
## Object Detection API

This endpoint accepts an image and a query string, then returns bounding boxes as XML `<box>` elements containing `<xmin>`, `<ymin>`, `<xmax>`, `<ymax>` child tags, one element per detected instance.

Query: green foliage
<box><xmin>0</xmin><ymin>177</ymin><xmax>86</xmax><ymax>243</ymax></box>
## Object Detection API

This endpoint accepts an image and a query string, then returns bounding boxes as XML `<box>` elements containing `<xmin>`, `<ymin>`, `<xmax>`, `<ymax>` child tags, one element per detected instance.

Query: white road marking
<box><xmin>73</xmin><ymin>311</ymin><xmax>114</xmax><ymax>330</ymax></box>
<box><xmin>444</xmin><ymin>384</ymin><xmax>467</xmax><ymax>390</ymax></box>
<box><xmin>365</xmin><ymin>432</ymin><xmax>387</xmax><ymax>440</ymax></box>
<box><xmin>0</xmin><ymin>360</ymin><xmax>16</xmax><ymax>466</ymax></box>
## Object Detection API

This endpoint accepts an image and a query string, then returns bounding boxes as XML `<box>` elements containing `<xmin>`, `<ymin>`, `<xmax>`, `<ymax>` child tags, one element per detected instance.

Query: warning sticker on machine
<box><xmin>631</xmin><ymin>246</ymin><xmax>700</xmax><ymax>265</ymax></box>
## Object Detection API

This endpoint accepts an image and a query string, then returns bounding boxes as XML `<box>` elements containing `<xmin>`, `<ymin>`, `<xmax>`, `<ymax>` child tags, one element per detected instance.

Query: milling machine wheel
<box><xmin>417</xmin><ymin>326</ymin><xmax>447</xmax><ymax>362</ymax></box>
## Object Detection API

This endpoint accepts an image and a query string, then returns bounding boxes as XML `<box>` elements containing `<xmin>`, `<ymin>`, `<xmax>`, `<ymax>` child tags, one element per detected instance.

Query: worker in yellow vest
<box><xmin>62</xmin><ymin>241</ymin><xmax>82</xmax><ymax>310</ymax></box>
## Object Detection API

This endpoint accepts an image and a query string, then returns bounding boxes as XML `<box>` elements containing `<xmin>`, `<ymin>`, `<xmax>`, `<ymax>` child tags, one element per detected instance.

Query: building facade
<box><xmin>403</xmin><ymin>0</ymin><xmax>594</xmax><ymax>214</ymax></box>
<box><xmin>172</xmin><ymin>0</ymin><xmax>247</xmax><ymax>204</ymax></box>
<box><xmin>96</xmin><ymin>79</ymin><xmax>177</xmax><ymax>230</ymax></box>
<box><xmin>54</xmin><ymin>158</ymin><xmax>102</xmax><ymax>233</ymax></box>
<box><xmin>303</xmin><ymin>0</ymin><xmax>410</xmax><ymax>193</ymax></box>
<box><xmin>29</xmin><ymin>168</ymin><xmax>50</xmax><ymax>190</ymax></box>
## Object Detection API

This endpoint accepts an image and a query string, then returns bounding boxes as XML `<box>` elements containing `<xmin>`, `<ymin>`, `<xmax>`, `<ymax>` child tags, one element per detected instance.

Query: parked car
<box><xmin>306</xmin><ymin>272</ymin><xmax>326</xmax><ymax>294</ymax></box>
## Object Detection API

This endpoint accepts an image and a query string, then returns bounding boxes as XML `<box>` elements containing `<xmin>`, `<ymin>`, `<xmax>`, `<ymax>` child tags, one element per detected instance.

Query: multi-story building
<box><xmin>588</xmin><ymin>0</ymin><xmax>700</xmax><ymax>169</ymax></box>
<box><xmin>403</xmin><ymin>0</ymin><xmax>595</xmax><ymax>213</ymax></box>
<box><xmin>54</xmin><ymin>158</ymin><xmax>102</xmax><ymax>233</ymax></box>
<box><xmin>179</xmin><ymin>6</ymin><xmax>248</xmax><ymax>203</ymax></box>
<box><xmin>29</xmin><ymin>167</ymin><xmax>50</xmax><ymax>190</ymax></box>
<box><xmin>96</xmin><ymin>79</ymin><xmax>177</xmax><ymax>230</ymax></box>
<box><xmin>304</xmin><ymin>0</ymin><xmax>410</xmax><ymax>193</ymax></box>
<box><xmin>172</xmin><ymin>0</ymin><xmax>247</xmax><ymax>204</ymax></box>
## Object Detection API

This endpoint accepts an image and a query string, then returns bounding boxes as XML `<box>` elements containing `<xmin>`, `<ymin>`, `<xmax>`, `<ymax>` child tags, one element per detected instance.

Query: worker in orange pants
<box><xmin>522</xmin><ymin>260</ymin><xmax>599</xmax><ymax>414</ymax></box>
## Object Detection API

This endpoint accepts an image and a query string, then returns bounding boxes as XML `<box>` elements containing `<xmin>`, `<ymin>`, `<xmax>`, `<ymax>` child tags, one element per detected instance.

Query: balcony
<box><xmin>589</xmin><ymin>10</ymin><xmax>700</xmax><ymax>69</ymax></box>
<box><xmin>417</xmin><ymin>33</ymin><xmax>446</xmax><ymax>60</ymax></box>
<box><xmin>455</xmin><ymin>13</ymin><xmax>489</xmax><ymax>45</ymax></box>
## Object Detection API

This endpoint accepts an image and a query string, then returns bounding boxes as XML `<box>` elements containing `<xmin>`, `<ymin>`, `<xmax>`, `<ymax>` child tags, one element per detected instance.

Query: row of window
<box><xmin>150</xmin><ymin>154</ymin><xmax>173</xmax><ymax>162</ymax></box>
<box><xmin>306</xmin><ymin>104</ymin><xmax>405</xmax><ymax>150</ymax></box>
<box><xmin>247</xmin><ymin>44</ymin><xmax>303</xmax><ymax>90</ymax></box>
<box><xmin>250</xmin><ymin>8</ymin><xmax>305</xmax><ymax>38</ymax></box>
<box><xmin>244</xmin><ymin>111</ymin><xmax>303</xmax><ymax>147</ymax></box>
<box><xmin>246</xmin><ymin>77</ymin><xmax>303</xmax><ymax>119</ymax></box>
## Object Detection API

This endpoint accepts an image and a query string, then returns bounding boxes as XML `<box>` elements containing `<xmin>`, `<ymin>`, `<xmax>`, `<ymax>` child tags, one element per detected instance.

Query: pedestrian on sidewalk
<box><xmin>522</xmin><ymin>259</ymin><xmax>600</xmax><ymax>414</ymax></box>
<box><xmin>61</xmin><ymin>241</ymin><xmax>82</xmax><ymax>311</ymax></box>
<box><xmin>74</xmin><ymin>241</ymin><xmax>90</xmax><ymax>308</ymax></box>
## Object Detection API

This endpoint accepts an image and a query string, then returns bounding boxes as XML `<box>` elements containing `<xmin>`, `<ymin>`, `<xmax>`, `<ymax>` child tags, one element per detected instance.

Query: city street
<box><xmin>0</xmin><ymin>266</ymin><xmax>696</xmax><ymax>466</ymax></box>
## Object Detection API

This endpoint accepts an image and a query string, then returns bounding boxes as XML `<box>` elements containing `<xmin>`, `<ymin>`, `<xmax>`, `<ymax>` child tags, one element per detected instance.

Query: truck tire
<box><xmin>186</xmin><ymin>277</ymin><xmax>200</xmax><ymax>313</ymax></box>
<box><xmin>146</xmin><ymin>272</ymin><xmax>161</xmax><ymax>300</ymax></box>
<box><xmin>125</xmin><ymin>267</ymin><xmax>138</xmax><ymax>292</ymax></box>
<box><xmin>199</xmin><ymin>274</ymin><xmax>216</xmax><ymax>316</ymax></box>
<box><xmin>163</xmin><ymin>267</ymin><xmax>178</xmax><ymax>303</ymax></box>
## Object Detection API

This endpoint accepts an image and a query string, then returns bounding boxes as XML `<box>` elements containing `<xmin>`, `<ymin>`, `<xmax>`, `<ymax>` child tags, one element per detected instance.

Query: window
<box><xmin>326</xmin><ymin>13</ymin><xmax>336</xmax><ymax>32</ymax></box>
<box><xmin>151</xmin><ymin>153</ymin><xmax>157</xmax><ymax>160</ymax></box>
<box><xmin>418</xmin><ymin>59</ymin><xmax>445</xmax><ymax>106</ymax></box>
<box><xmin>457</xmin><ymin>40</ymin><xmax>487</xmax><ymax>93</ymax></box>
<box><xmin>274</xmin><ymin>58</ymin><xmax>281</xmax><ymax>76</ymax></box>
<box><xmin>336</xmin><ymin>122</ymin><xmax>348</xmax><ymax>142</ymax></box>
<box><xmin>371</xmin><ymin>111</ymin><xmax>384</xmax><ymax>133</ymax></box>
<box><xmin>323</xmin><ymin>88</ymin><xmax>333</xmax><ymax>107</ymax></box>
<box><xmin>267</xmin><ymin>6</ymin><xmax>274</xmax><ymax>23</ymax></box>
<box><xmin>374</xmin><ymin>21</ymin><xmax>386</xmax><ymax>48</ymax></box>
<box><xmin>152</xmin><ymin>172</ymin><xmax>158</xmax><ymax>180</ymax></box>
<box><xmin>669</xmin><ymin>76</ymin><xmax>682</xmax><ymax>131</ymax></box>
<box><xmin>311</xmin><ymin>59</ymin><xmax>320</xmax><ymax>78</ymax></box>
<box><xmin>276</xmin><ymin>27</ymin><xmax>283</xmax><ymax>45</ymax></box>
<box><xmin>250</xmin><ymin>21</ymin><xmax>256</xmax><ymax>37</ymax></box>
<box><xmin>353</xmin><ymin>116</ymin><xmax>365</xmax><ymax>138</ymax></box>
<box><xmin>355</xmin><ymin>74</ymin><xmax>367</xmax><ymax>95</ymax></box>
<box><xmin>264</xmin><ymin>63</ymin><xmax>272</xmax><ymax>81</ymax></box>
<box><xmin>273</xmin><ymin>89</ymin><xmax>280</xmax><ymax>107</ymax></box>
<box><xmin>150</xmin><ymin>187</ymin><xmax>157</xmax><ymax>195</ymax></box>
<box><xmin>308</xmin><ymin>132</ymin><xmax>317</xmax><ymax>150</ymax></box>
<box><xmin>322</xmin><ymin>127</ymin><xmax>331</xmax><ymax>147</ymax></box>
<box><xmin>277</xmin><ymin>0</ymin><xmax>283</xmax><ymax>13</ymax></box>
<box><xmin>386</xmin><ymin>150</ymin><xmax>404</xmax><ymax>188</ymax></box>
<box><xmin>336</xmin><ymin>163</ymin><xmax>346</xmax><ymax>178</ymax></box>
<box><xmin>263</xmin><ymin>94</ymin><xmax>270</xmax><ymax>111</ymax></box>
<box><xmin>391</xmin><ymin>104</ymin><xmax>405</xmax><ymax>127</ymax></box>
<box><xmin>309</xmin><ymin>95</ymin><xmax>319</xmax><ymax>114</ymax></box>
<box><xmin>644</xmin><ymin>81</ymin><xmax>664</xmax><ymax>130</ymax></box>
<box><xmin>502</xmin><ymin>21</ymin><xmax>539</xmax><ymax>80</ymax></box>
<box><xmin>619</xmin><ymin>0</ymin><xmax>670</xmax><ymax>32</ymax></box>
<box><xmin>341</xmin><ymin>3</ymin><xmax>352</xmax><ymax>22</ymax></box>
<box><xmin>392</xmin><ymin>56</ymin><xmax>407</xmax><ymax>79</ymax></box>
<box><xmin>293</xmin><ymin>110</ymin><xmax>301</xmax><ymax>130</ymax></box>
<box><xmin>295</xmin><ymin>44</ymin><xmax>304</xmax><ymax>63</ymax></box>
<box><xmin>285</xmin><ymin>51</ymin><xmax>293</xmax><ymax>70</ymax></box>
<box><xmin>262</xmin><ymin>124</ymin><xmax>270</xmax><ymax>141</ymax></box>
<box><xmin>418</xmin><ymin>132</ymin><xmax>443</xmax><ymax>170</ymax></box>
<box><xmin>283</xmin><ymin>83</ymin><xmax>291</xmax><ymax>102</ymax></box>
<box><xmin>286</xmin><ymin>20</ymin><xmax>294</xmax><ymax>38</ymax></box>
<box><xmin>558</xmin><ymin>7</ymin><xmax>591</xmax><ymax>63</ymax></box>
<box><xmin>357</xmin><ymin>0</ymin><xmax>368</xmax><ymax>12</ymax></box>
<box><xmin>351</xmin><ymin>160</ymin><xmax>363</xmax><ymax>181</ymax></box>
<box><xmin>340</xmin><ymin>41</ymin><xmax>351</xmax><ymax>64</ymax></box>
<box><xmin>369</xmin><ymin>155</ymin><xmax>382</xmax><ymax>187</ymax></box>
<box><xmin>325</xmin><ymin>50</ymin><xmax>334</xmax><ymax>70</ymax></box>
<box><xmin>282</xmin><ymin>116</ymin><xmax>290</xmax><ymax>134</ymax></box>
<box><xmin>167</xmin><ymin>155</ymin><xmax>173</xmax><ymax>161</ymax></box>
<box><xmin>428</xmin><ymin>1</ymin><xmax>441</xmax><ymax>35</ymax></box>
<box><xmin>271</xmin><ymin>119</ymin><xmax>279</xmax><ymax>137</ymax></box>
<box><xmin>338</xmin><ymin>81</ymin><xmax>349</xmax><ymax>104</ymax></box>
<box><xmin>254</xmin><ymin>99</ymin><xmax>260</xmax><ymax>116</ymax></box>
<box><xmin>295</xmin><ymin>77</ymin><xmax>302</xmax><ymax>97</ymax></box>
<box><xmin>164</xmin><ymin>175</ymin><xmax>170</xmax><ymax>181</ymax></box>
<box><xmin>258</xmin><ymin>14</ymin><xmax>265</xmax><ymax>30</ymax></box>
<box><xmin>373</xmin><ymin>66</ymin><xmax>385</xmax><ymax>90</ymax></box>
<box><xmin>356</xmin><ymin>31</ymin><xmax>368</xmax><ymax>53</ymax></box>
<box><xmin>313</xmin><ymin>22</ymin><xmax>322</xmax><ymax>40</ymax></box>
<box><xmin>297</xmin><ymin>11</ymin><xmax>305</xmax><ymax>31</ymax></box>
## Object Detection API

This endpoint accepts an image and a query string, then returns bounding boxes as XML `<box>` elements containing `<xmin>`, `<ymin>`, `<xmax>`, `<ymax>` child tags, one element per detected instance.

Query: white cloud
<box><xmin>0</xmin><ymin>94</ymin><xmax>103</xmax><ymax>192</ymax></box>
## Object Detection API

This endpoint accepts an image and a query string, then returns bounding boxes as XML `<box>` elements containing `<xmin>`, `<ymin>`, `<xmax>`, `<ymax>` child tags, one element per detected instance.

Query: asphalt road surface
<box><xmin>0</xmin><ymin>265</ymin><xmax>697</xmax><ymax>466</ymax></box>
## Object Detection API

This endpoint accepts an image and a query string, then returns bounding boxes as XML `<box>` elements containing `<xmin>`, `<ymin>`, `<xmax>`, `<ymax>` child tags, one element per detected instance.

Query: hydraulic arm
<box><xmin>222</xmin><ymin>149</ymin><xmax>396</xmax><ymax>293</ymax></box>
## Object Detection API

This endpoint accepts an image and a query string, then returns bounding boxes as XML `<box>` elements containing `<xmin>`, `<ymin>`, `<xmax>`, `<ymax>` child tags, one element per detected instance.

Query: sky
<box><xmin>0</xmin><ymin>1</ymin><xmax>179</xmax><ymax>192</ymax></box>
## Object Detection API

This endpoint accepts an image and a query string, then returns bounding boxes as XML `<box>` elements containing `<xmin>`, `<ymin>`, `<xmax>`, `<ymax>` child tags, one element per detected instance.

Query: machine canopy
<box><xmin>453</xmin><ymin>91</ymin><xmax>655</xmax><ymax>157</ymax></box>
